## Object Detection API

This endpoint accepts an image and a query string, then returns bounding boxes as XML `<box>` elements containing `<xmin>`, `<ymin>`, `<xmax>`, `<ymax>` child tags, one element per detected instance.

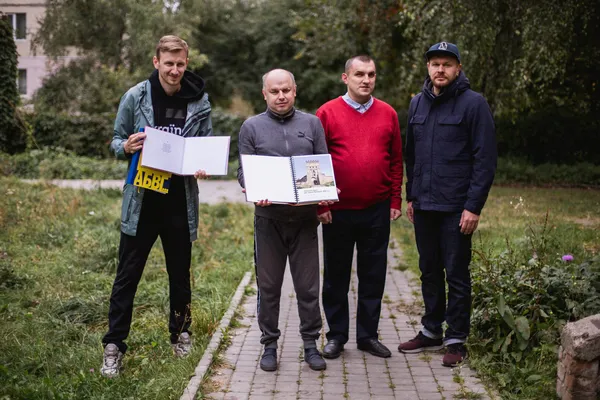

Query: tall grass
<box><xmin>0</xmin><ymin>177</ymin><xmax>254</xmax><ymax>399</ymax></box>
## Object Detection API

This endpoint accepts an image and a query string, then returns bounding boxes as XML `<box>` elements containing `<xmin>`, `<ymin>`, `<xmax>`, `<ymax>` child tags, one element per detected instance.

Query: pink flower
<box><xmin>562</xmin><ymin>254</ymin><xmax>574</xmax><ymax>262</ymax></box>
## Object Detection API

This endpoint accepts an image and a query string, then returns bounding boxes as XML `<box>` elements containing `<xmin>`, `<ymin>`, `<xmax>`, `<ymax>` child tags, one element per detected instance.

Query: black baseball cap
<box><xmin>425</xmin><ymin>42</ymin><xmax>461</xmax><ymax>63</ymax></box>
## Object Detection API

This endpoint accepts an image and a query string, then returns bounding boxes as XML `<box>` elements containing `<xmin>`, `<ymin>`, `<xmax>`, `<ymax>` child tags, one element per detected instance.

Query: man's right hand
<box><xmin>318</xmin><ymin>211</ymin><xmax>332</xmax><ymax>224</ymax></box>
<box><xmin>255</xmin><ymin>199</ymin><xmax>272</xmax><ymax>207</ymax></box>
<box><xmin>406</xmin><ymin>201</ymin><xmax>414</xmax><ymax>224</ymax></box>
<box><xmin>124</xmin><ymin>132</ymin><xmax>146</xmax><ymax>154</ymax></box>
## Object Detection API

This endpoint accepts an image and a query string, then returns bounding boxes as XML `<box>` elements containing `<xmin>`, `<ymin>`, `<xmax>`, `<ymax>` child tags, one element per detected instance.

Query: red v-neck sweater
<box><xmin>316</xmin><ymin>97</ymin><xmax>403</xmax><ymax>212</ymax></box>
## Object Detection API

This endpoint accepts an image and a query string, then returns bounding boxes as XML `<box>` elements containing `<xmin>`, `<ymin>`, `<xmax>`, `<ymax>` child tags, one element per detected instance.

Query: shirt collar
<box><xmin>342</xmin><ymin>93</ymin><xmax>374</xmax><ymax>113</ymax></box>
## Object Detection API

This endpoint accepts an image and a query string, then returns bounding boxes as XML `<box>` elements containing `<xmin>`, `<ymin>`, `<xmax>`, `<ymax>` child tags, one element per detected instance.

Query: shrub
<box><xmin>470</xmin><ymin>214</ymin><xmax>600</xmax><ymax>397</ymax></box>
<box><xmin>495</xmin><ymin>108</ymin><xmax>600</xmax><ymax>165</ymax></box>
<box><xmin>495</xmin><ymin>157</ymin><xmax>600</xmax><ymax>186</ymax></box>
<box><xmin>0</xmin><ymin>17</ymin><xmax>28</xmax><ymax>154</ymax></box>
<box><xmin>0</xmin><ymin>148</ymin><xmax>127</xmax><ymax>179</ymax></box>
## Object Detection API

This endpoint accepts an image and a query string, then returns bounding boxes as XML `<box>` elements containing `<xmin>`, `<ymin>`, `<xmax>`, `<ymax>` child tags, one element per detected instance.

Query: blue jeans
<box><xmin>413</xmin><ymin>210</ymin><xmax>472</xmax><ymax>344</ymax></box>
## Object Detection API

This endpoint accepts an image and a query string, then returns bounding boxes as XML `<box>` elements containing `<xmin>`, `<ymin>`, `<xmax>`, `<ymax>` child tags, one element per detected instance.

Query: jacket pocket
<box><xmin>409</xmin><ymin>114</ymin><xmax>427</xmax><ymax>141</ymax></box>
<box><xmin>437</xmin><ymin>115</ymin><xmax>467</xmax><ymax>141</ymax></box>
<box><xmin>121</xmin><ymin>184</ymin><xmax>135</xmax><ymax>223</ymax></box>
<box><xmin>434</xmin><ymin>165</ymin><xmax>470</xmax><ymax>203</ymax></box>
<box><xmin>409</xmin><ymin>164</ymin><xmax>422</xmax><ymax>198</ymax></box>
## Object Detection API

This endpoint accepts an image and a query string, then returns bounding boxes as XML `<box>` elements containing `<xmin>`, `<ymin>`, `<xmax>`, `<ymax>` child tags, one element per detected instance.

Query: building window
<box><xmin>18</xmin><ymin>69</ymin><xmax>27</xmax><ymax>95</ymax></box>
<box><xmin>7</xmin><ymin>13</ymin><xmax>27</xmax><ymax>39</ymax></box>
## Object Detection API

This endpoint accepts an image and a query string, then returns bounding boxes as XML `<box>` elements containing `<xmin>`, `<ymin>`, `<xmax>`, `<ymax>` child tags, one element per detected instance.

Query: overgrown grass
<box><xmin>0</xmin><ymin>177</ymin><xmax>254</xmax><ymax>399</ymax></box>
<box><xmin>392</xmin><ymin>185</ymin><xmax>600</xmax><ymax>399</ymax></box>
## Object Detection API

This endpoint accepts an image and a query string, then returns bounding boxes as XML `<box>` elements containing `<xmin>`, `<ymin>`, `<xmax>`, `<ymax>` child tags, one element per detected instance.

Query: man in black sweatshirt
<box><xmin>237</xmin><ymin>69</ymin><xmax>328</xmax><ymax>372</ymax></box>
<box><xmin>102</xmin><ymin>35</ymin><xmax>211</xmax><ymax>378</ymax></box>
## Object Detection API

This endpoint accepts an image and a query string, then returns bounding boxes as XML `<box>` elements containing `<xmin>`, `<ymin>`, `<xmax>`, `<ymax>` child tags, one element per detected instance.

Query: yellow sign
<box><xmin>133</xmin><ymin>157</ymin><xmax>171</xmax><ymax>194</ymax></box>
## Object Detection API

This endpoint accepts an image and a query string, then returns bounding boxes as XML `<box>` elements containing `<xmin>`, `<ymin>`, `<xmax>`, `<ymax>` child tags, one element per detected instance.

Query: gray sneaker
<box><xmin>101</xmin><ymin>343</ymin><xmax>123</xmax><ymax>378</ymax></box>
<box><xmin>172</xmin><ymin>332</ymin><xmax>192</xmax><ymax>357</ymax></box>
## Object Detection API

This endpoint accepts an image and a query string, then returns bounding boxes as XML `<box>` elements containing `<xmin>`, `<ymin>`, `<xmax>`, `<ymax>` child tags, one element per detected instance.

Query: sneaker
<box><xmin>442</xmin><ymin>343</ymin><xmax>468</xmax><ymax>367</ymax></box>
<box><xmin>260</xmin><ymin>348</ymin><xmax>277</xmax><ymax>371</ymax></box>
<box><xmin>101</xmin><ymin>343</ymin><xmax>123</xmax><ymax>378</ymax></box>
<box><xmin>304</xmin><ymin>348</ymin><xmax>326</xmax><ymax>371</ymax></box>
<box><xmin>172</xmin><ymin>332</ymin><xmax>192</xmax><ymax>358</ymax></box>
<box><xmin>398</xmin><ymin>332</ymin><xmax>444</xmax><ymax>354</ymax></box>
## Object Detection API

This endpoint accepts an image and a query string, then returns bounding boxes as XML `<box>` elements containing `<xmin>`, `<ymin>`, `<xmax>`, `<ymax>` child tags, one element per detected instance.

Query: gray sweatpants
<box><xmin>254</xmin><ymin>215</ymin><xmax>322</xmax><ymax>349</ymax></box>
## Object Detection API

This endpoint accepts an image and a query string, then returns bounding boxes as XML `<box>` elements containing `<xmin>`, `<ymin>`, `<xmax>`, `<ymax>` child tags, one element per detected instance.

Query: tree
<box><xmin>0</xmin><ymin>15</ymin><xmax>27</xmax><ymax>154</ymax></box>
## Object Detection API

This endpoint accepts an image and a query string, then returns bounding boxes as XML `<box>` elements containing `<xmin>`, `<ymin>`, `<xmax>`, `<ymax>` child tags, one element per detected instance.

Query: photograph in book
<box><xmin>291</xmin><ymin>154</ymin><xmax>338</xmax><ymax>203</ymax></box>
<box><xmin>240</xmin><ymin>154</ymin><xmax>338</xmax><ymax>204</ymax></box>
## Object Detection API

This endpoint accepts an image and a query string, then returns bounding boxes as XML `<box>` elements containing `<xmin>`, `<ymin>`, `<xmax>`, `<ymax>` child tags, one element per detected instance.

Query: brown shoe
<box><xmin>442</xmin><ymin>343</ymin><xmax>468</xmax><ymax>367</ymax></box>
<box><xmin>398</xmin><ymin>332</ymin><xmax>444</xmax><ymax>354</ymax></box>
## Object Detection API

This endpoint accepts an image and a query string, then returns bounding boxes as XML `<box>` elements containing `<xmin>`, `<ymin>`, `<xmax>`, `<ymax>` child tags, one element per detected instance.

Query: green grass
<box><xmin>391</xmin><ymin>185</ymin><xmax>600</xmax><ymax>399</ymax></box>
<box><xmin>0</xmin><ymin>177</ymin><xmax>254</xmax><ymax>399</ymax></box>
<box><xmin>393</xmin><ymin>185</ymin><xmax>600</xmax><ymax>276</ymax></box>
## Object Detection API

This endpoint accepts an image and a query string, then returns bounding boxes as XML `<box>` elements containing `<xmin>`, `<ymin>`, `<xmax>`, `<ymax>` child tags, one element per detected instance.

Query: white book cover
<box><xmin>140</xmin><ymin>126</ymin><xmax>230</xmax><ymax>175</ymax></box>
<box><xmin>240</xmin><ymin>154</ymin><xmax>338</xmax><ymax>204</ymax></box>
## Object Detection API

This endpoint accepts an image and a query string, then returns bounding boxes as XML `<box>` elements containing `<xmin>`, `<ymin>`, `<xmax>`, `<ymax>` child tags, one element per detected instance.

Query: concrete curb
<box><xmin>180</xmin><ymin>270</ymin><xmax>252</xmax><ymax>400</ymax></box>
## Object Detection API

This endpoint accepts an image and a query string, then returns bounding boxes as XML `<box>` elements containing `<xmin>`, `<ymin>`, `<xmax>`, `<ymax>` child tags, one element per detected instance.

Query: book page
<box><xmin>292</xmin><ymin>154</ymin><xmax>339</xmax><ymax>204</ymax></box>
<box><xmin>241</xmin><ymin>155</ymin><xmax>296</xmax><ymax>203</ymax></box>
<box><xmin>180</xmin><ymin>136</ymin><xmax>231</xmax><ymax>176</ymax></box>
<box><xmin>140</xmin><ymin>127</ymin><xmax>185</xmax><ymax>174</ymax></box>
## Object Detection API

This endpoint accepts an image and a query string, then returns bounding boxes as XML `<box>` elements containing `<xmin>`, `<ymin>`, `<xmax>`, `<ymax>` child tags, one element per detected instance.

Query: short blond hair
<box><xmin>156</xmin><ymin>35</ymin><xmax>189</xmax><ymax>59</ymax></box>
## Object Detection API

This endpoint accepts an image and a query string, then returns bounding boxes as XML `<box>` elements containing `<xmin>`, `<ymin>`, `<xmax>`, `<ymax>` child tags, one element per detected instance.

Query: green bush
<box><xmin>495</xmin><ymin>108</ymin><xmax>600</xmax><ymax>165</ymax></box>
<box><xmin>0</xmin><ymin>17</ymin><xmax>28</xmax><ymax>154</ymax></box>
<box><xmin>29</xmin><ymin>112</ymin><xmax>115</xmax><ymax>158</ymax></box>
<box><xmin>470</xmin><ymin>215</ymin><xmax>600</xmax><ymax>398</ymax></box>
<box><xmin>0</xmin><ymin>148</ymin><xmax>127</xmax><ymax>179</ymax></box>
<box><xmin>495</xmin><ymin>157</ymin><xmax>600</xmax><ymax>186</ymax></box>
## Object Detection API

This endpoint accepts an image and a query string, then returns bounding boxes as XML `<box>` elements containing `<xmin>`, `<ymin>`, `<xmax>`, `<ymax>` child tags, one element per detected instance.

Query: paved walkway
<box><xmin>23</xmin><ymin>179</ymin><xmax>247</xmax><ymax>204</ymax></box>
<box><xmin>203</xmin><ymin>232</ymin><xmax>492</xmax><ymax>400</ymax></box>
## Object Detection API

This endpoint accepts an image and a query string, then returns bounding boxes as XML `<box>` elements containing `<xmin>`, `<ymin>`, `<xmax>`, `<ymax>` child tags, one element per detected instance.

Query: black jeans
<box><xmin>413</xmin><ymin>210</ymin><xmax>472</xmax><ymax>343</ymax></box>
<box><xmin>322</xmin><ymin>199</ymin><xmax>390</xmax><ymax>344</ymax></box>
<box><xmin>102</xmin><ymin>193</ymin><xmax>192</xmax><ymax>354</ymax></box>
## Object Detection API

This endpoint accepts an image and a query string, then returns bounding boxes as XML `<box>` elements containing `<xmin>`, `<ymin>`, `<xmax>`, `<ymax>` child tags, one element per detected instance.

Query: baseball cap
<box><xmin>425</xmin><ymin>42</ymin><xmax>461</xmax><ymax>63</ymax></box>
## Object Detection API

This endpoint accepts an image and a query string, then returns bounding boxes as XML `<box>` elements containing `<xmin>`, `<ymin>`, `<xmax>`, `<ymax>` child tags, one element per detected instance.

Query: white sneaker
<box><xmin>172</xmin><ymin>332</ymin><xmax>192</xmax><ymax>357</ymax></box>
<box><xmin>101</xmin><ymin>343</ymin><xmax>123</xmax><ymax>378</ymax></box>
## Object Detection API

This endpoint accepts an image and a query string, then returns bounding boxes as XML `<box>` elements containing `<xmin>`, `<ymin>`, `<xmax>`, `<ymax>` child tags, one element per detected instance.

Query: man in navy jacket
<box><xmin>398</xmin><ymin>42</ymin><xmax>497</xmax><ymax>367</ymax></box>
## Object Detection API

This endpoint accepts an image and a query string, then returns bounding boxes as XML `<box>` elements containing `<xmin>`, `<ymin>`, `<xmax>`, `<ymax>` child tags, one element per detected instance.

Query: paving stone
<box><xmin>201</xmin><ymin>234</ymin><xmax>490</xmax><ymax>400</ymax></box>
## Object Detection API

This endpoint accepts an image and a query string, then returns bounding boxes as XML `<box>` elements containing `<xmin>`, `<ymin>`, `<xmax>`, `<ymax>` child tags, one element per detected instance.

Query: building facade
<box><xmin>1</xmin><ymin>1</ymin><xmax>76</xmax><ymax>99</ymax></box>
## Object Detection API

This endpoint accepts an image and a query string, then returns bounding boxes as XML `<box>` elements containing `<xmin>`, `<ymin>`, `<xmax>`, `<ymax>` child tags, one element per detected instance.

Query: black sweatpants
<box><xmin>254</xmin><ymin>215</ymin><xmax>322</xmax><ymax>349</ymax></box>
<box><xmin>322</xmin><ymin>199</ymin><xmax>390</xmax><ymax>344</ymax></box>
<box><xmin>102</xmin><ymin>188</ymin><xmax>192</xmax><ymax>354</ymax></box>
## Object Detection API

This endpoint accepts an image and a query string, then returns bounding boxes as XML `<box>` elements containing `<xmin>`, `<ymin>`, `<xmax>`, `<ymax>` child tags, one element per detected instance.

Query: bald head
<box><xmin>262</xmin><ymin>69</ymin><xmax>297</xmax><ymax>115</ymax></box>
<box><xmin>262</xmin><ymin>69</ymin><xmax>296</xmax><ymax>89</ymax></box>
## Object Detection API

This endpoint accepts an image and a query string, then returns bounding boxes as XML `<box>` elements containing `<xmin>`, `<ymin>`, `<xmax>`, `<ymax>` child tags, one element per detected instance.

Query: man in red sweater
<box><xmin>316</xmin><ymin>55</ymin><xmax>403</xmax><ymax>359</ymax></box>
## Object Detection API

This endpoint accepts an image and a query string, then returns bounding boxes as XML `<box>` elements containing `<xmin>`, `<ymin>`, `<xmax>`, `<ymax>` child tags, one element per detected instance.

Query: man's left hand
<box><xmin>390</xmin><ymin>208</ymin><xmax>402</xmax><ymax>221</ymax></box>
<box><xmin>459</xmin><ymin>209</ymin><xmax>480</xmax><ymax>235</ymax></box>
<box><xmin>194</xmin><ymin>170</ymin><xmax>208</xmax><ymax>179</ymax></box>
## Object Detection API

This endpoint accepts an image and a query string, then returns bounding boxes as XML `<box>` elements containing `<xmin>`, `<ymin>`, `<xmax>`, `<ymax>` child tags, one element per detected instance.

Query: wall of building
<box><xmin>0</xmin><ymin>1</ymin><xmax>77</xmax><ymax>98</ymax></box>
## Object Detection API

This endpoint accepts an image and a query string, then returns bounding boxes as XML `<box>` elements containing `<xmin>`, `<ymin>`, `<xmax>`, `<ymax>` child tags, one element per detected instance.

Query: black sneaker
<box><xmin>442</xmin><ymin>343</ymin><xmax>468</xmax><ymax>367</ymax></box>
<box><xmin>304</xmin><ymin>348</ymin><xmax>326</xmax><ymax>371</ymax></box>
<box><xmin>260</xmin><ymin>348</ymin><xmax>277</xmax><ymax>371</ymax></box>
<box><xmin>398</xmin><ymin>331</ymin><xmax>444</xmax><ymax>354</ymax></box>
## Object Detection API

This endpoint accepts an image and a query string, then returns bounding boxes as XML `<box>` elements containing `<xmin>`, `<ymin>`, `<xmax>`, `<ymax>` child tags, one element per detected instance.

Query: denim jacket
<box><xmin>110</xmin><ymin>79</ymin><xmax>212</xmax><ymax>241</ymax></box>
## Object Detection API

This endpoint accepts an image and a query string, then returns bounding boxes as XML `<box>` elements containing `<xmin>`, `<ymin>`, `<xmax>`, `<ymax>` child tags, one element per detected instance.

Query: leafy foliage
<box><xmin>0</xmin><ymin>16</ymin><xmax>28</xmax><ymax>154</ymax></box>
<box><xmin>0</xmin><ymin>148</ymin><xmax>127</xmax><ymax>179</ymax></box>
<box><xmin>470</xmin><ymin>214</ymin><xmax>600</xmax><ymax>398</ymax></box>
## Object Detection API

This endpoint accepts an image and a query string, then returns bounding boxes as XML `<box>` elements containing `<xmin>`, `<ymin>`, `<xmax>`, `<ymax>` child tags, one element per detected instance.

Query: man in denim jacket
<box><xmin>398</xmin><ymin>42</ymin><xmax>497</xmax><ymax>367</ymax></box>
<box><xmin>101</xmin><ymin>35</ymin><xmax>212</xmax><ymax>377</ymax></box>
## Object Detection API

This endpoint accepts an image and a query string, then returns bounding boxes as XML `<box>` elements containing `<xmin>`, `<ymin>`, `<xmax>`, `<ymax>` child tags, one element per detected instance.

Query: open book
<box><xmin>140</xmin><ymin>126</ymin><xmax>231</xmax><ymax>175</ymax></box>
<box><xmin>241</xmin><ymin>154</ymin><xmax>338</xmax><ymax>204</ymax></box>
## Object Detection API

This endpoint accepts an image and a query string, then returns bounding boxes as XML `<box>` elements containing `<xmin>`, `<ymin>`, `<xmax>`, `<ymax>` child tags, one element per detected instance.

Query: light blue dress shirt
<box><xmin>342</xmin><ymin>92</ymin><xmax>374</xmax><ymax>114</ymax></box>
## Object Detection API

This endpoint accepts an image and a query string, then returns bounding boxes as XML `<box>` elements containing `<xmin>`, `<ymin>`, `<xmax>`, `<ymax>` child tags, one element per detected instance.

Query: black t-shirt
<box><xmin>143</xmin><ymin>71</ymin><xmax>189</xmax><ymax>219</ymax></box>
